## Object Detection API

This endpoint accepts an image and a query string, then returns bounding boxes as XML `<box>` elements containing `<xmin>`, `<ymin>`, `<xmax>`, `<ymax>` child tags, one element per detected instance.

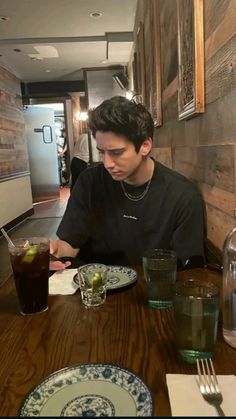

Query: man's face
<box><xmin>95</xmin><ymin>131</ymin><xmax>152</xmax><ymax>182</ymax></box>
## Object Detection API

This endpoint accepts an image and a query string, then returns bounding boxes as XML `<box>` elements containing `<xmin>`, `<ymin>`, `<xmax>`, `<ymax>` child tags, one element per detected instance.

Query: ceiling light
<box><xmin>90</xmin><ymin>11</ymin><xmax>103</xmax><ymax>18</ymax></box>
<box><xmin>29</xmin><ymin>55</ymin><xmax>42</xmax><ymax>60</ymax></box>
<box><xmin>0</xmin><ymin>16</ymin><xmax>10</xmax><ymax>22</ymax></box>
<box><xmin>45</xmin><ymin>69</ymin><xmax>51</xmax><ymax>73</ymax></box>
<box><xmin>13</xmin><ymin>48</ymin><xmax>21</xmax><ymax>53</ymax></box>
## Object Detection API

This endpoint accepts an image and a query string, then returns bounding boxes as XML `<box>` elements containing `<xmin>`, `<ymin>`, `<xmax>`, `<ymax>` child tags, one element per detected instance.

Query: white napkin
<box><xmin>49</xmin><ymin>269</ymin><xmax>79</xmax><ymax>295</ymax></box>
<box><xmin>167</xmin><ymin>373</ymin><xmax>236</xmax><ymax>416</ymax></box>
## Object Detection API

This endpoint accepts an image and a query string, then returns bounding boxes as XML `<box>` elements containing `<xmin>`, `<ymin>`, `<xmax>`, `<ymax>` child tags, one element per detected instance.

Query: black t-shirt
<box><xmin>57</xmin><ymin>160</ymin><xmax>205</xmax><ymax>266</ymax></box>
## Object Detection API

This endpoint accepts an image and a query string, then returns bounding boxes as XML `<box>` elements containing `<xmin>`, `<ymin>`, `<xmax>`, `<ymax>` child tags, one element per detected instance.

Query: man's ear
<box><xmin>140</xmin><ymin>137</ymin><xmax>152</xmax><ymax>156</ymax></box>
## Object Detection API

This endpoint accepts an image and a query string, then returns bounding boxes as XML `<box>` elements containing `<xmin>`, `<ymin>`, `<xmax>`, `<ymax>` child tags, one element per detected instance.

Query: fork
<box><xmin>196</xmin><ymin>358</ymin><xmax>225</xmax><ymax>416</ymax></box>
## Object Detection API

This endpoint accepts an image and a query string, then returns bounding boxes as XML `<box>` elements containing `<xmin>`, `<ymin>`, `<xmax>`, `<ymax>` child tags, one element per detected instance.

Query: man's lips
<box><xmin>109</xmin><ymin>171</ymin><xmax>122</xmax><ymax>176</ymax></box>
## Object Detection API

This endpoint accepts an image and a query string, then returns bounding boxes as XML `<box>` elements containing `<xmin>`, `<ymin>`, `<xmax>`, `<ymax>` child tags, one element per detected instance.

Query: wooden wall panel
<box><xmin>162</xmin><ymin>76</ymin><xmax>178</xmax><ymax>104</ymax></box>
<box><xmin>206</xmin><ymin>36</ymin><xmax>236</xmax><ymax>104</ymax></box>
<box><xmin>159</xmin><ymin>0</ymin><xmax>178</xmax><ymax>89</ymax></box>
<box><xmin>153</xmin><ymin>118</ymin><xmax>185</xmax><ymax>148</ymax></box>
<box><xmin>205</xmin><ymin>0</ymin><xmax>236</xmax><ymax>61</ymax></box>
<box><xmin>121</xmin><ymin>0</ymin><xmax>236</xmax><ymax>253</ymax></box>
<box><xmin>0</xmin><ymin>67</ymin><xmax>21</xmax><ymax>95</ymax></box>
<box><xmin>200</xmin><ymin>182</ymin><xmax>235</xmax><ymax>216</ymax></box>
<box><xmin>173</xmin><ymin>145</ymin><xmax>235</xmax><ymax>193</ymax></box>
<box><xmin>206</xmin><ymin>205</ymin><xmax>235</xmax><ymax>250</ymax></box>
<box><xmin>151</xmin><ymin>147</ymin><xmax>172</xmax><ymax>168</ymax></box>
<box><xmin>162</xmin><ymin>91</ymin><xmax>178</xmax><ymax>123</ymax></box>
<box><xmin>0</xmin><ymin>66</ymin><xmax>29</xmax><ymax>180</ymax></box>
<box><xmin>162</xmin><ymin>87</ymin><xmax>236</xmax><ymax>148</ymax></box>
<box><xmin>204</xmin><ymin>0</ymin><xmax>231</xmax><ymax>40</ymax></box>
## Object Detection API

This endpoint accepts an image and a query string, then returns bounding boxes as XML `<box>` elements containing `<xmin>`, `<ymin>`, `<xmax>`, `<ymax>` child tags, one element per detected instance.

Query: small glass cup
<box><xmin>173</xmin><ymin>279</ymin><xmax>219</xmax><ymax>363</ymax></box>
<box><xmin>142</xmin><ymin>249</ymin><xmax>177</xmax><ymax>309</ymax></box>
<box><xmin>8</xmin><ymin>237</ymin><xmax>50</xmax><ymax>315</ymax></box>
<box><xmin>78</xmin><ymin>263</ymin><xmax>108</xmax><ymax>307</ymax></box>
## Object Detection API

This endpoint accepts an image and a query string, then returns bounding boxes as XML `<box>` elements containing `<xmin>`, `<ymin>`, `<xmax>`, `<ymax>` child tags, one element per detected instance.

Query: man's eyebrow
<box><xmin>96</xmin><ymin>147</ymin><xmax>126</xmax><ymax>152</ymax></box>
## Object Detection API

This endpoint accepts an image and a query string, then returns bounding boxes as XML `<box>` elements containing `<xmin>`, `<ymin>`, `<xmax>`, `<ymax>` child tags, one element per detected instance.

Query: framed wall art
<box><xmin>132</xmin><ymin>52</ymin><xmax>139</xmax><ymax>94</ymax></box>
<box><xmin>136</xmin><ymin>22</ymin><xmax>146</xmax><ymax>103</ymax></box>
<box><xmin>177</xmin><ymin>0</ymin><xmax>204</xmax><ymax>120</ymax></box>
<box><xmin>150</xmin><ymin>0</ymin><xmax>162</xmax><ymax>127</ymax></box>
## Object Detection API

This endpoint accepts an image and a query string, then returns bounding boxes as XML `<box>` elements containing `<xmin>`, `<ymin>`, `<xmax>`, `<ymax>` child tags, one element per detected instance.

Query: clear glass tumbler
<box><xmin>78</xmin><ymin>263</ymin><xmax>108</xmax><ymax>307</ymax></box>
<box><xmin>142</xmin><ymin>249</ymin><xmax>177</xmax><ymax>309</ymax></box>
<box><xmin>173</xmin><ymin>279</ymin><xmax>219</xmax><ymax>363</ymax></box>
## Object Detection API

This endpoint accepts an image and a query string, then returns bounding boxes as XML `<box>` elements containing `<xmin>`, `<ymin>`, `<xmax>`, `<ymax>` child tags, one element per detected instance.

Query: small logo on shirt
<box><xmin>123</xmin><ymin>214</ymin><xmax>138</xmax><ymax>221</ymax></box>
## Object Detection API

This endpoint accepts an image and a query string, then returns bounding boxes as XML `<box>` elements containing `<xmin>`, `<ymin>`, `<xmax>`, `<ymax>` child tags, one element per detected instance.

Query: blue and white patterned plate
<box><xmin>19</xmin><ymin>363</ymin><xmax>153</xmax><ymax>416</ymax></box>
<box><xmin>74</xmin><ymin>265</ymin><xmax>137</xmax><ymax>291</ymax></box>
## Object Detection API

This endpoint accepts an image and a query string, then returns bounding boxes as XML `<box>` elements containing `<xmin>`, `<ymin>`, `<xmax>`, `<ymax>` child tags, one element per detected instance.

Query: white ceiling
<box><xmin>0</xmin><ymin>0</ymin><xmax>137</xmax><ymax>82</ymax></box>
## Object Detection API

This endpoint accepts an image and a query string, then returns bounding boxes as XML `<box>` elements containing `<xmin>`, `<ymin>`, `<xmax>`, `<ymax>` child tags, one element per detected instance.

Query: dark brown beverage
<box><xmin>8</xmin><ymin>237</ymin><xmax>50</xmax><ymax>315</ymax></box>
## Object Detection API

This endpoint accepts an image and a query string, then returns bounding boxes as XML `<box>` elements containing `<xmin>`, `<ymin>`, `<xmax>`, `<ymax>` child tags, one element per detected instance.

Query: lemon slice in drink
<box><xmin>22</xmin><ymin>245</ymin><xmax>38</xmax><ymax>263</ymax></box>
<box><xmin>92</xmin><ymin>272</ymin><xmax>102</xmax><ymax>292</ymax></box>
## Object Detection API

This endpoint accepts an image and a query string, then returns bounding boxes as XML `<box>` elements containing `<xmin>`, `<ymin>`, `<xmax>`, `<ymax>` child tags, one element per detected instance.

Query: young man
<box><xmin>51</xmin><ymin>96</ymin><xmax>205</xmax><ymax>270</ymax></box>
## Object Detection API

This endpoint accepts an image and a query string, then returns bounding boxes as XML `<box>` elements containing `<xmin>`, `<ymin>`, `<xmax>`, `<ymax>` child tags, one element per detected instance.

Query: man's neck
<box><xmin>124</xmin><ymin>157</ymin><xmax>154</xmax><ymax>186</ymax></box>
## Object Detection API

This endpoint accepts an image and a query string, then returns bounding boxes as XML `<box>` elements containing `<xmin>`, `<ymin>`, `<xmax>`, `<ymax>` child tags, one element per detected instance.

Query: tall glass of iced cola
<box><xmin>8</xmin><ymin>237</ymin><xmax>50</xmax><ymax>315</ymax></box>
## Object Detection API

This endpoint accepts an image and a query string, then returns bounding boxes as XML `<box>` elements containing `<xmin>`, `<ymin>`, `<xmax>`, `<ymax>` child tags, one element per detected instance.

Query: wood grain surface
<box><xmin>0</xmin><ymin>266</ymin><xmax>236</xmax><ymax>416</ymax></box>
<box><xmin>135</xmin><ymin>0</ymin><xmax>236</xmax><ymax>253</ymax></box>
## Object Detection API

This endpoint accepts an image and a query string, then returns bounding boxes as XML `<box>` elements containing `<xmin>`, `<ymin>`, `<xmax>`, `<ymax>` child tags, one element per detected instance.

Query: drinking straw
<box><xmin>0</xmin><ymin>228</ymin><xmax>15</xmax><ymax>247</ymax></box>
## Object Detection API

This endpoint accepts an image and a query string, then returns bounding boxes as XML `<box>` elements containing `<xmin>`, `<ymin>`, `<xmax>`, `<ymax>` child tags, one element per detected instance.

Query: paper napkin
<box><xmin>166</xmin><ymin>373</ymin><xmax>236</xmax><ymax>416</ymax></box>
<box><xmin>49</xmin><ymin>269</ymin><xmax>79</xmax><ymax>295</ymax></box>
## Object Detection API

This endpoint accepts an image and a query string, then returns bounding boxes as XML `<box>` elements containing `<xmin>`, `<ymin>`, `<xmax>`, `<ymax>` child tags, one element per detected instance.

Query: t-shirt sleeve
<box><xmin>56</xmin><ymin>173</ymin><xmax>92</xmax><ymax>249</ymax></box>
<box><xmin>171</xmin><ymin>187</ymin><xmax>206</xmax><ymax>265</ymax></box>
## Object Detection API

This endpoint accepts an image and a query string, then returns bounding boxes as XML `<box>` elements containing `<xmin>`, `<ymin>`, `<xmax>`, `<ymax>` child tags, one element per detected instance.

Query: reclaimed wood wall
<box><xmin>0</xmin><ymin>66</ymin><xmax>29</xmax><ymax>179</ymax></box>
<box><xmin>0</xmin><ymin>65</ymin><xmax>33</xmax><ymax>228</ymax></box>
<box><xmin>133</xmin><ymin>0</ymin><xmax>236</xmax><ymax>252</ymax></box>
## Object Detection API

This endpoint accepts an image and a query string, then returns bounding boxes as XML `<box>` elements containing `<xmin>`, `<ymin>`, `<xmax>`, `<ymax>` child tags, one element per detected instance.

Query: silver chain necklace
<box><xmin>120</xmin><ymin>176</ymin><xmax>152</xmax><ymax>201</ymax></box>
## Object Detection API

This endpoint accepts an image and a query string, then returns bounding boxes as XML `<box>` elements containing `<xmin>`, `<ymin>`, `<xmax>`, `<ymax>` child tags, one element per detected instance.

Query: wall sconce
<box><xmin>124</xmin><ymin>91</ymin><xmax>143</xmax><ymax>104</ymax></box>
<box><xmin>125</xmin><ymin>90</ymin><xmax>135</xmax><ymax>100</ymax></box>
<box><xmin>76</xmin><ymin>111</ymin><xmax>88</xmax><ymax>121</ymax></box>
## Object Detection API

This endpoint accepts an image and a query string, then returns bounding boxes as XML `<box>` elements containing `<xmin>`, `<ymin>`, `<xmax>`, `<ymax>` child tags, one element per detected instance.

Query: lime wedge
<box><xmin>92</xmin><ymin>272</ymin><xmax>102</xmax><ymax>291</ymax></box>
<box><xmin>22</xmin><ymin>245</ymin><xmax>38</xmax><ymax>263</ymax></box>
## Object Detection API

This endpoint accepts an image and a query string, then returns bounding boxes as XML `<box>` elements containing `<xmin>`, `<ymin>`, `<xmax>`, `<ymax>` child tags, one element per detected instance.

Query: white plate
<box><xmin>74</xmin><ymin>265</ymin><xmax>137</xmax><ymax>291</ymax></box>
<box><xmin>19</xmin><ymin>363</ymin><xmax>153</xmax><ymax>416</ymax></box>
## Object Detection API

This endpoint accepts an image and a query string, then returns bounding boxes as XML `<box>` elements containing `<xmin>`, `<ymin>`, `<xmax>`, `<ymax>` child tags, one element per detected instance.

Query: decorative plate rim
<box><xmin>19</xmin><ymin>363</ymin><xmax>153</xmax><ymax>417</ymax></box>
<box><xmin>74</xmin><ymin>265</ymin><xmax>137</xmax><ymax>290</ymax></box>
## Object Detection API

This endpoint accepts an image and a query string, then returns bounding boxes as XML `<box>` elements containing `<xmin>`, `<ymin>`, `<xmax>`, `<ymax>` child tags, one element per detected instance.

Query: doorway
<box><xmin>24</xmin><ymin>101</ymin><xmax>72</xmax><ymax>203</ymax></box>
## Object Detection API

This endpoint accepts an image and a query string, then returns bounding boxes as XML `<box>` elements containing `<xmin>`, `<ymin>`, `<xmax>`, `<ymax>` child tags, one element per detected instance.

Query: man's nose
<box><xmin>103</xmin><ymin>153</ymin><xmax>115</xmax><ymax>169</ymax></box>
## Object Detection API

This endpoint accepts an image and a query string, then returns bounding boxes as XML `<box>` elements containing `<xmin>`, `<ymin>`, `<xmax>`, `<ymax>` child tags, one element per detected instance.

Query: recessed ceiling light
<box><xmin>90</xmin><ymin>11</ymin><xmax>103</xmax><ymax>18</ymax></box>
<box><xmin>0</xmin><ymin>16</ymin><xmax>10</xmax><ymax>22</ymax></box>
<box><xmin>13</xmin><ymin>48</ymin><xmax>21</xmax><ymax>52</ymax></box>
<box><xmin>45</xmin><ymin>69</ymin><xmax>51</xmax><ymax>73</ymax></box>
<box><xmin>28</xmin><ymin>54</ymin><xmax>43</xmax><ymax>61</ymax></box>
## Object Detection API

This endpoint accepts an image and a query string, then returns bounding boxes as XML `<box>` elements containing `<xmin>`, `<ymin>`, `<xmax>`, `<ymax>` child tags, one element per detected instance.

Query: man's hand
<box><xmin>50</xmin><ymin>239</ymin><xmax>79</xmax><ymax>271</ymax></box>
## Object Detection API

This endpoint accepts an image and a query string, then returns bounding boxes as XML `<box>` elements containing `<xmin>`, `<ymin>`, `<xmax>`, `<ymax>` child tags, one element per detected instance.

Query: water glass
<box><xmin>173</xmin><ymin>279</ymin><xmax>219</xmax><ymax>363</ymax></box>
<box><xmin>142</xmin><ymin>249</ymin><xmax>177</xmax><ymax>309</ymax></box>
<box><xmin>78</xmin><ymin>263</ymin><xmax>108</xmax><ymax>307</ymax></box>
<box><xmin>8</xmin><ymin>237</ymin><xmax>50</xmax><ymax>315</ymax></box>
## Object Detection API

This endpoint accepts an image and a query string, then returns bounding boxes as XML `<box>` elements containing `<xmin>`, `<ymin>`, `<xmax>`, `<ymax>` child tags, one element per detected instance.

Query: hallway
<box><xmin>30</xmin><ymin>186</ymin><xmax>70</xmax><ymax>219</ymax></box>
<box><xmin>0</xmin><ymin>187</ymin><xmax>70</xmax><ymax>284</ymax></box>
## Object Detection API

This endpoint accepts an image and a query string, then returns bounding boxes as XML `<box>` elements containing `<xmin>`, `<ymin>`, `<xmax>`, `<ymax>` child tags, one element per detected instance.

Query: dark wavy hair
<box><xmin>88</xmin><ymin>96</ymin><xmax>154</xmax><ymax>152</ymax></box>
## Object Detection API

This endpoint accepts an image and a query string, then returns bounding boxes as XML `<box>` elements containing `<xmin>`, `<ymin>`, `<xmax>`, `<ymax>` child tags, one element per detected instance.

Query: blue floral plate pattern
<box><xmin>19</xmin><ymin>363</ymin><xmax>153</xmax><ymax>416</ymax></box>
<box><xmin>74</xmin><ymin>265</ymin><xmax>137</xmax><ymax>291</ymax></box>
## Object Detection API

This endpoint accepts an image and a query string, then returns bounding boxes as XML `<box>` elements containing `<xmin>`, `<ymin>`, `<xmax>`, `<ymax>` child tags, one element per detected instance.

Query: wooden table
<box><xmin>0</xmin><ymin>267</ymin><xmax>236</xmax><ymax>416</ymax></box>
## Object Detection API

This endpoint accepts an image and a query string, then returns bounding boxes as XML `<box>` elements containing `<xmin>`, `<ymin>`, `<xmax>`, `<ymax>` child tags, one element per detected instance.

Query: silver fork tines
<box><xmin>196</xmin><ymin>358</ymin><xmax>225</xmax><ymax>416</ymax></box>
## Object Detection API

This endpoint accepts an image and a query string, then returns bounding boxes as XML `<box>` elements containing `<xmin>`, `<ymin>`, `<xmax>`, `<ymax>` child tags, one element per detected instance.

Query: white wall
<box><xmin>0</xmin><ymin>176</ymin><xmax>33</xmax><ymax>227</ymax></box>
